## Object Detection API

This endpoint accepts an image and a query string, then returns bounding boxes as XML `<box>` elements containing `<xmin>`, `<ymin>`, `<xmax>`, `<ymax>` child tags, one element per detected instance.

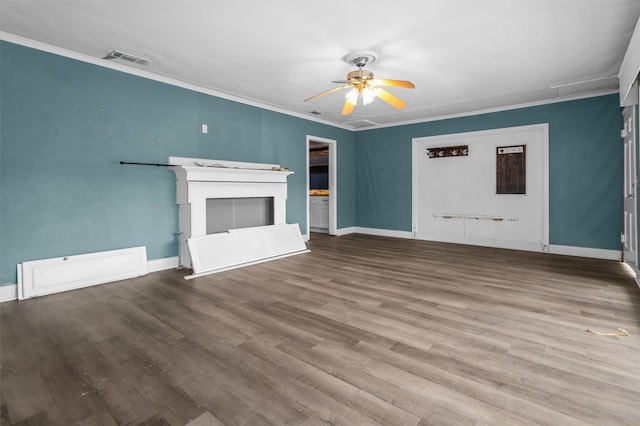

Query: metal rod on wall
<box><xmin>120</xmin><ymin>161</ymin><xmax>177</xmax><ymax>167</ymax></box>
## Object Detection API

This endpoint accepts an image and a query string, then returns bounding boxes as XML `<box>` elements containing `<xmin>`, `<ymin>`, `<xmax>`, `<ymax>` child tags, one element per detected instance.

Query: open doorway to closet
<box><xmin>306</xmin><ymin>135</ymin><xmax>337</xmax><ymax>239</ymax></box>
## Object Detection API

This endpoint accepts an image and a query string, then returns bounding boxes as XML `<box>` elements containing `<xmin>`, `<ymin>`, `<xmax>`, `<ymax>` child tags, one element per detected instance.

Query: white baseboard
<box><xmin>0</xmin><ymin>241</ymin><xmax>621</xmax><ymax>303</ymax></box>
<box><xmin>147</xmin><ymin>256</ymin><xmax>179</xmax><ymax>273</ymax></box>
<box><xmin>310</xmin><ymin>227</ymin><xmax>329</xmax><ymax>233</ymax></box>
<box><xmin>353</xmin><ymin>227</ymin><xmax>620</xmax><ymax>261</ymax></box>
<box><xmin>416</xmin><ymin>232</ymin><xmax>544</xmax><ymax>253</ymax></box>
<box><xmin>336</xmin><ymin>226</ymin><xmax>357</xmax><ymax>236</ymax></box>
<box><xmin>619</xmin><ymin>262</ymin><xmax>640</xmax><ymax>287</ymax></box>
<box><xmin>548</xmin><ymin>245</ymin><xmax>621</xmax><ymax>261</ymax></box>
<box><xmin>327</xmin><ymin>226</ymin><xmax>413</xmax><ymax>239</ymax></box>
<box><xmin>0</xmin><ymin>284</ymin><xmax>17</xmax><ymax>303</ymax></box>
<box><xmin>353</xmin><ymin>227</ymin><xmax>413</xmax><ymax>239</ymax></box>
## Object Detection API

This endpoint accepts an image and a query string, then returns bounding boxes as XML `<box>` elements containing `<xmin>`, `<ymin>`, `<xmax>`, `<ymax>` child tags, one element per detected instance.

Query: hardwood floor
<box><xmin>2</xmin><ymin>233</ymin><xmax>639</xmax><ymax>425</ymax></box>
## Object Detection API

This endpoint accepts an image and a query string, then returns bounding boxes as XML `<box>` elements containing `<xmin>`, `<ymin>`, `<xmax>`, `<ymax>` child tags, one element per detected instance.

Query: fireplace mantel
<box><xmin>171</xmin><ymin>165</ymin><xmax>293</xmax><ymax>204</ymax></box>
<box><xmin>169</xmin><ymin>156</ymin><xmax>299</xmax><ymax>271</ymax></box>
<box><xmin>173</xmin><ymin>165</ymin><xmax>292</xmax><ymax>182</ymax></box>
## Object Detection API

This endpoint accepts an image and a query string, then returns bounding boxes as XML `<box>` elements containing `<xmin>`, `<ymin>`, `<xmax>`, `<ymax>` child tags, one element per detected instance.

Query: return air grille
<box><xmin>103</xmin><ymin>50</ymin><xmax>150</xmax><ymax>65</ymax></box>
<box><xmin>346</xmin><ymin>119</ymin><xmax>378</xmax><ymax>129</ymax></box>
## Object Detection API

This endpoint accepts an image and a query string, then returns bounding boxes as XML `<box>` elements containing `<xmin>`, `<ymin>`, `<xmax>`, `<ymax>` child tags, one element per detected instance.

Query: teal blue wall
<box><xmin>355</xmin><ymin>95</ymin><xmax>623</xmax><ymax>250</ymax></box>
<box><xmin>0</xmin><ymin>40</ymin><xmax>624</xmax><ymax>286</ymax></box>
<box><xmin>0</xmin><ymin>41</ymin><xmax>355</xmax><ymax>285</ymax></box>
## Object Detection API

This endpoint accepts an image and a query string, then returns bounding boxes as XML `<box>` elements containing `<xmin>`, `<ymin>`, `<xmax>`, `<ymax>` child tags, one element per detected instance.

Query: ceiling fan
<box><xmin>304</xmin><ymin>51</ymin><xmax>415</xmax><ymax>115</ymax></box>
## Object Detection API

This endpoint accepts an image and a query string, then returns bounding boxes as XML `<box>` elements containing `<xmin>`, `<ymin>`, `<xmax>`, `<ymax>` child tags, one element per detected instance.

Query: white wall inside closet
<box><xmin>412</xmin><ymin>124</ymin><xmax>549</xmax><ymax>252</ymax></box>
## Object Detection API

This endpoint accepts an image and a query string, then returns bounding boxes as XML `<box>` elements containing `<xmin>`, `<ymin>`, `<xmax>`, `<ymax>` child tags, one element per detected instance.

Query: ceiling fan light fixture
<box><xmin>305</xmin><ymin>50</ymin><xmax>413</xmax><ymax>115</ymax></box>
<box><xmin>347</xmin><ymin>69</ymin><xmax>374</xmax><ymax>81</ymax></box>
<box><xmin>362</xmin><ymin>86</ymin><xmax>379</xmax><ymax>105</ymax></box>
<box><xmin>346</xmin><ymin>85</ymin><xmax>380</xmax><ymax>106</ymax></box>
<box><xmin>345</xmin><ymin>89</ymin><xmax>359</xmax><ymax>105</ymax></box>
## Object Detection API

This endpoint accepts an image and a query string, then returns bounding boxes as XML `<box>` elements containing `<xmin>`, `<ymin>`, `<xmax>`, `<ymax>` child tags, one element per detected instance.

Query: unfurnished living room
<box><xmin>1</xmin><ymin>1</ymin><xmax>640</xmax><ymax>425</ymax></box>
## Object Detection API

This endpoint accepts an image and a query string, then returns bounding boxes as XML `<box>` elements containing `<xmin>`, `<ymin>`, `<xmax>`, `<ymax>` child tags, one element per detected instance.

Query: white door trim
<box><xmin>623</xmin><ymin>104</ymin><xmax>638</xmax><ymax>272</ymax></box>
<box><xmin>306</xmin><ymin>135</ymin><xmax>337</xmax><ymax>238</ymax></box>
<box><xmin>412</xmin><ymin>123</ymin><xmax>549</xmax><ymax>251</ymax></box>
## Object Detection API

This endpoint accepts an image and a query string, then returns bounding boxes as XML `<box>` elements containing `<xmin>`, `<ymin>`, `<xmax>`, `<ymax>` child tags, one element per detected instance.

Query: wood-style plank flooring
<box><xmin>2</xmin><ymin>233</ymin><xmax>639</xmax><ymax>425</ymax></box>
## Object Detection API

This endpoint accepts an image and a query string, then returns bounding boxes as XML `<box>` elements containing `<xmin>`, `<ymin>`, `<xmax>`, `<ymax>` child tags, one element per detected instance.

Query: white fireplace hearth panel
<box><xmin>186</xmin><ymin>224</ymin><xmax>309</xmax><ymax>278</ymax></box>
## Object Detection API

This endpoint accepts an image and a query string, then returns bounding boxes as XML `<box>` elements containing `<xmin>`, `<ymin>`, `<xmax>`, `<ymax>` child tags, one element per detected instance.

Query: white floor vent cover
<box><xmin>18</xmin><ymin>246</ymin><xmax>147</xmax><ymax>300</ymax></box>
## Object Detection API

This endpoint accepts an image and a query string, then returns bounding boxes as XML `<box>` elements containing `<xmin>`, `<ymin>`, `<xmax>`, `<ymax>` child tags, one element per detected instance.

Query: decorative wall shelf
<box><xmin>426</xmin><ymin>145</ymin><xmax>469</xmax><ymax>158</ymax></box>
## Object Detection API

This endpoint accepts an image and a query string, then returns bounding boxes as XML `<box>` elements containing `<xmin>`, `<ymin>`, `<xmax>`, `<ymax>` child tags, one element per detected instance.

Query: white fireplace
<box><xmin>170</xmin><ymin>157</ymin><xmax>307</xmax><ymax>277</ymax></box>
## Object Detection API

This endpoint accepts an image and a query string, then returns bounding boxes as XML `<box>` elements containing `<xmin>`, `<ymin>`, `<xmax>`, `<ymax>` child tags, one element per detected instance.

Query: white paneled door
<box><xmin>413</xmin><ymin>124</ymin><xmax>549</xmax><ymax>252</ymax></box>
<box><xmin>622</xmin><ymin>105</ymin><xmax>637</xmax><ymax>271</ymax></box>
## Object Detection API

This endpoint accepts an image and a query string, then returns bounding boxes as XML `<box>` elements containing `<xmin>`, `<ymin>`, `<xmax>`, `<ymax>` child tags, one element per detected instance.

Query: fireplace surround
<box><xmin>169</xmin><ymin>157</ymin><xmax>306</xmax><ymax>277</ymax></box>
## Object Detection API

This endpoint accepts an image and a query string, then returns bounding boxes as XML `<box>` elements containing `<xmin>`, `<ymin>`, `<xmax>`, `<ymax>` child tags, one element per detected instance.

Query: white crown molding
<box><xmin>1</xmin><ymin>31</ymin><xmax>619</xmax><ymax>134</ymax></box>
<box><xmin>354</xmin><ymin>90</ymin><xmax>619</xmax><ymax>131</ymax></box>
<box><xmin>0</xmin><ymin>31</ymin><xmax>353</xmax><ymax>131</ymax></box>
<box><xmin>618</xmin><ymin>16</ymin><xmax>640</xmax><ymax>106</ymax></box>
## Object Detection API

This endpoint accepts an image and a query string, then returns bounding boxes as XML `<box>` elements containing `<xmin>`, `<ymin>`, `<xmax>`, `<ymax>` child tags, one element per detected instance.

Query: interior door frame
<box><xmin>411</xmin><ymin>123</ymin><xmax>549</xmax><ymax>251</ymax></box>
<box><xmin>623</xmin><ymin>104</ymin><xmax>638</xmax><ymax>271</ymax></box>
<box><xmin>306</xmin><ymin>135</ymin><xmax>337</xmax><ymax>239</ymax></box>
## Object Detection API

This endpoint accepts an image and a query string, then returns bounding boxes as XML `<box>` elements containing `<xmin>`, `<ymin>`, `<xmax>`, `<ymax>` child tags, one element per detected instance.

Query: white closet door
<box><xmin>413</xmin><ymin>124</ymin><xmax>548</xmax><ymax>252</ymax></box>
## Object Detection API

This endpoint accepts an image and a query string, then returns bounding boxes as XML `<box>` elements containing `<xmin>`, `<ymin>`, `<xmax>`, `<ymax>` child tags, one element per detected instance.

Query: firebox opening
<box><xmin>206</xmin><ymin>197</ymin><xmax>275</xmax><ymax>234</ymax></box>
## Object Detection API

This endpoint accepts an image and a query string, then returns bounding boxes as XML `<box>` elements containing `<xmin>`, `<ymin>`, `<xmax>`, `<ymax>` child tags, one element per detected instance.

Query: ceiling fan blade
<box><xmin>341</xmin><ymin>100</ymin><xmax>355</xmax><ymax>115</ymax></box>
<box><xmin>376</xmin><ymin>88</ymin><xmax>407</xmax><ymax>109</ymax></box>
<box><xmin>331</xmin><ymin>80</ymin><xmax>349</xmax><ymax>84</ymax></box>
<box><xmin>304</xmin><ymin>85</ymin><xmax>349</xmax><ymax>102</ymax></box>
<box><xmin>373</xmin><ymin>79</ymin><xmax>415</xmax><ymax>89</ymax></box>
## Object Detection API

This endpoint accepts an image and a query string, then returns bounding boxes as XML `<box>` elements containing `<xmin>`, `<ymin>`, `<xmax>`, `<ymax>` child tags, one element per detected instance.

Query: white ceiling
<box><xmin>1</xmin><ymin>0</ymin><xmax>639</xmax><ymax>129</ymax></box>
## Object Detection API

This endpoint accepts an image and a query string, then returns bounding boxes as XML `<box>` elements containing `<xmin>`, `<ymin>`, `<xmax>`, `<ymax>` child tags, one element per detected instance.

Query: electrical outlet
<box><xmin>201</xmin><ymin>124</ymin><xmax>208</xmax><ymax>134</ymax></box>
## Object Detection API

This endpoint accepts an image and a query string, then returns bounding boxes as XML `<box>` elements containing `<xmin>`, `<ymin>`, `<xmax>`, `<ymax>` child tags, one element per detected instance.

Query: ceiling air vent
<box><xmin>103</xmin><ymin>50</ymin><xmax>150</xmax><ymax>65</ymax></box>
<box><xmin>346</xmin><ymin>119</ymin><xmax>378</xmax><ymax>129</ymax></box>
<box><xmin>551</xmin><ymin>75</ymin><xmax>618</xmax><ymax>97</ymax></box>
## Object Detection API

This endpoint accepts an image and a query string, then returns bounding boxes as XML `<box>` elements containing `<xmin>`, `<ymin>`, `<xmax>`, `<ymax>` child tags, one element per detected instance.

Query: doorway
<box><xmin>306</xmin><ymin>135</ymin><xmax>337</xmax><ymax>239</ymax></box>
